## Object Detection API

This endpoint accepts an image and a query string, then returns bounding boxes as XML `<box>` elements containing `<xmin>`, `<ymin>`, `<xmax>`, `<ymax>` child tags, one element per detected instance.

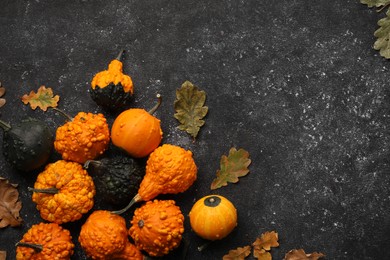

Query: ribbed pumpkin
<box><xmin>110</xmin><ymin>95</ymin><xmax>162</xmax><ymax>158</ymax></box>
<box><xmin>128</xmin><ymin>199</ymin><xmax>184</xmax><ymax>257</ymax></box>
<box><xmin>189</xmin><ymin>195</ymin><xmax>237</xmax><ymax>241</ymax></box>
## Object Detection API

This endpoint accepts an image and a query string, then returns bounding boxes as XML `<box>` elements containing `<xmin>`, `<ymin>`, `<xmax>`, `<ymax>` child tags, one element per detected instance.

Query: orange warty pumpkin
<box><xmin>79</xmin><ymin>210</ymin><xmax>143</xmax><ymax>260</ymax></box>
<box><xmin>54</xmin><ymin>112</ymin><xmax>110</xmax><ymax>163</ymax></box>
<box><xmin>189</xmin><ymin>195</ymin><xmax>237</xmax><ymax>241</ymax></box>
<box><xmin>110</xmin><ymin>95</ymin><xmax>162</xmax><ymax>158</ymax></box>
<box><xmin>16</xmin><ymin>222</ymin><xmax>74</xmax><ymax>260</ymax></box>
<box><xmin>128</xmin><ymin>199</ymin><xmax>185</xmax><ymax>257</ymax></box>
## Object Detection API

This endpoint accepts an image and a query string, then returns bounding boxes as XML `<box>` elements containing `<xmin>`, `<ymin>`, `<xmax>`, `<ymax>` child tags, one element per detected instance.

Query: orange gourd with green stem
<box><xmin>112</xmin><ymin>144</ymin><xmax>197</xmax><ymax>215</ymax></box>
<box><xmin>15</xmin><ymin>222</ymin><xmax>74</xmax><ymax>260</ymax></box>
<box><xmin>30</xmin><ymin>160</ymin><xmax>96</xmax><ymax>224</ymax></box>
<box><xmin>110</xmin><ymin>94</ymin><xmax>163</xmax><ymax>158</ymax></box>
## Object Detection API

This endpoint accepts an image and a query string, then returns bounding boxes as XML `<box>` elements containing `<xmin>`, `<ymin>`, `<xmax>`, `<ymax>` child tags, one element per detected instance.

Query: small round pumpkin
<box><xmin>54</xmin><ymin>112</ymin><xmax>110</xmax><ymax>164</ymax></box>
<box><xmin>79</xmin><ymin>210</ymin><xmax>143</xmax><ymax>260</ymax></box>
<box><xmin>189</xmin><ymin>195</ymin><xmax>237</xmax><ymax>241</ymax></box>
<box><xmin>111</xmin><ymin>95</ymin><xmax>162</xmax><ymax>158</ymax></box>
<box><xmin>128</xmin><ymin>199</ymin><xmax>185</xmax><ymax>257</ymax></box>
<box><xmin>16</xmin><ymin>222</ymin><xmax>74</xmax><ymax>260</ymax></box>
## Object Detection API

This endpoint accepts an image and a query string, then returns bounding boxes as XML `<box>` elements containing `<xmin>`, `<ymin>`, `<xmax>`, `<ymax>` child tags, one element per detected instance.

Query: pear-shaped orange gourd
<box><xmin>111</xmin><ymin>95</ymin><xmax>162</xmax><ymax>158</ymax></box>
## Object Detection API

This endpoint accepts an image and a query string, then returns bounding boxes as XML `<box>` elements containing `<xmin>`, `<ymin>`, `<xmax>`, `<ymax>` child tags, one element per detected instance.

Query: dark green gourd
<box><xmin>0</xmin><ymin>118</ymin><xmax>53</xmax><ymax>171</ymax></box>
<box><xmin>84</xmin><ymin>155</ymin><xmax>145</xmax><ymax>206</ymax></box>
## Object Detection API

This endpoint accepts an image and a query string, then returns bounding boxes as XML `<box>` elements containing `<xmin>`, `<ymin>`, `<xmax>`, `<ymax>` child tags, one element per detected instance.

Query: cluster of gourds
<box><xmin>5</xmin><ymin>51</ymin><xmax>239</xmax><ymax>259</ymax></box>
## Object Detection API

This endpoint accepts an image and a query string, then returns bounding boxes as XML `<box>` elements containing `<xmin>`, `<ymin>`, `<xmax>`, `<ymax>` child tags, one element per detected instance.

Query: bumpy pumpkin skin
<box><xmin>79</xmin><ymin>210</ymin><xmax>136</xmax><ymax>260</ymax></box>
<box><xmin>111</xmin><ymin>108</ymin><xmax>162</xmax><ymax>158</ymax></box>
<box><xmin>32</xmin><ymin>160</ymin><xmax>96</xmax><ymax>224</ymax></box>
<box><xmin>84</xmin><ymin>156</ymin><xmax>146</xmax><ymax>206</ymax></box>
<box><xmin>54</xmin><ymin>112</ymin><xmax>110</xmax><ymax>164</ymax></box>
<box><xmin>16</xmin><ymin>222</ymin><xmax>74</xmax><ymax>260</ymax></box>
<box><xmin>139</xmin><ymin>144</ymin><xmax>197</xmax><ymax>201</ymax></box>
<box><xmin>189</xmin><ymin>195</ymin><xmax>237</xmax><ymax>241</ymax></box>
<box><xmin>129</xmin><ymin>200</ymin><xmax>185</xmax><ymax>257</ymax></box>
<box><xmin>91</xmin><ymin>58</ymin><xmax>134</xmax><ymax>111</ymax></box>
<box><xmin>111</xmin><ymin>241</ymin><xmax>143</xmax><ymax>260</ymax></box>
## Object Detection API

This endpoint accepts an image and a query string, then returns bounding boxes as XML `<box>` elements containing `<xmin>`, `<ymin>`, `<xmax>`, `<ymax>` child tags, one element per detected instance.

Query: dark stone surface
<box><xmin>1</xmin><ymin>0</ymin><xmax>390</xmax><ymax>259</ymax></box>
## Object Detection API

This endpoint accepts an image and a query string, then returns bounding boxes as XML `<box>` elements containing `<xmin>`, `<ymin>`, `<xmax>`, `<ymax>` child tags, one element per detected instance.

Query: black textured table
<box><xmin>1</xmin><ymin>1</ymin><xmax>390</xmax><ymax>259</ymax></box>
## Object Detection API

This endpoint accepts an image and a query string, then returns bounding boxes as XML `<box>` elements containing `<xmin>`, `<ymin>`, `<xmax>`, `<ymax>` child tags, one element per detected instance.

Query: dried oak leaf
<box><xmin>174</xmin><ymin>80</ymin><xmax>208</xmax><ymax>140</ymax></box>
<box><xmin>374</xmin><ymin>8</ymin><xmax>390</xmax><ymax>59</ymax></box>
<box><xmin>0</xmin><ymin>177</ymin><xmax>23</xmax><ymax>228</ymax></box>
<box><xmin>211</xmin><ymin>147</ymin><xmax>251</xmax><ymax>190</ymax></box>
<box><xmin>360</xmin><ymin>0</ymin><xmax>390</xmax><ymax>8</ymax></box>
<box><xmin>284</xmin><ymin>249</ymin><xmax>325</xmax><ymax>260</ymax></box>
<box><xmin>21</xmin><ymin>85</ymin><xmax>59</xmax><ymax>111</ymax></box>
<box><xmin>223</xmin><ymin>246</ymin><xmax>252</xmax><ymax>260</ymax></box>
<box><xmin>0</xmin><ymin>251</ymin><xmax>6</xmax><ymax>260</ymax></box>
<box><xmin>0</xmin><ymin>82</ymin><xmax>6</xmax><ymax>108</ymax></box>
<box><xmin>253</xmin><ymin>231</ymin><xmax>279</xmax><ymax>260</ymax></box>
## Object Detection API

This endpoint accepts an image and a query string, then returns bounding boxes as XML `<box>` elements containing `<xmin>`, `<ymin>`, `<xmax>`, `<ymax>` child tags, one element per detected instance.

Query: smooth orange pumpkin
<box><xmin>189</xmin><ymin>195</ymin><xmax>237</xmax><ymax>241</ymax></box>
<box><xmin>128</xmin><ymin>199</ymin><xmax>185</xmax><ymax>257</ymax></box>
<box><xmin>111</xmin><ymin>95</ymin><xmax>162</xmax><ymax>158</ymax></box>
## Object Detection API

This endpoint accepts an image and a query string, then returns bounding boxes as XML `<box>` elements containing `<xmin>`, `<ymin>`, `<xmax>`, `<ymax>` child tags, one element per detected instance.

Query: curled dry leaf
<box><xmin>253</xmin><ymin>231</ymin><xmax>279</xmax><ymax>260</ymax></box>
<box><xmin>0</xmin><ymin>251</ymin><xmax>6</xmax><ymax>260</ymax></box>
<box><xmin>21</xmin><ymin>85</ymin><xmax>59</xmax><ymax>111</ymax></box>
<box><xmin>284</xmin><ymin>249</ymin><xmax>325</xmax><ymax>260</ymax></box>
<box><xmin>223</xmin><ymin>246</ymin><xmax>252</xmax><ymax>260</ymax></box>
<box><xmin>0</xmin><ymin>81</ymin><xmax>6</xmax><ymax>108</ymax></box>
<box><xmin>211</xmin><ymin>147</ymin><xmax>251</xmax><ymax>190</ymax></box>
<box><xmin>0</xmin><ymin>177</ymin><xmax>23</xmax><ymax>228</ymax></box>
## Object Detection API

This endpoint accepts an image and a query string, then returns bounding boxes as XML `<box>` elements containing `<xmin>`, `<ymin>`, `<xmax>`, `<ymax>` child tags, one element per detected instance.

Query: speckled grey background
<box><xmin>1</xmin><ymin>0</ymin><xmax>390</xmax><ymax>259</ymax></box>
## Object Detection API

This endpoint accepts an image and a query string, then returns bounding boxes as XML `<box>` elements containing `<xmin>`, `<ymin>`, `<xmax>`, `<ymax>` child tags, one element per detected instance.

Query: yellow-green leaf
<box><xmin>211</xmin><ymin>147</ymin><xmax>251</xmax><ymax>190</ymax></box>
<box><xmin>174</xmin><ymin>81</ymin><xmax>208</xmax><ymax>140</ymax></box>
<box><xmin>360</xmin><ymin>0</ymin><xmax>390</xmax><ymax>8</ymax></box>
<box><xmin>21</xmin><ymin>85</ymin><xmax>59</xmax><ymax>111</ymax></box>
<box><xmin>374</xmin><ymin>8</ymin><xmax>390</xmax><ymax>58</ymax></box>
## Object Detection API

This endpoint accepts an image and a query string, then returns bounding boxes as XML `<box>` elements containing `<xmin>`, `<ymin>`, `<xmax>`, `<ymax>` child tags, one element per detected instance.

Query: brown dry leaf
<box><xmin>21</xmin><ymin>85</ymin><xmax>59</xmax><ymax>111</ymax></box>
<box><xmin>211</xmin><ymin>147</ymin><xmax>251</xmax><ymax>190</ymax></box>
<box><xmin>253</xmin><ymin>231</ymin><xmax>279</xmax><ymax>251</ymax></box>
<box><xmin>254</xmin><ymin>249</ymin><xmax>272</xmax><ymax>260</ymax></box>
<box><xmin>223</xmin><ymin>246</ymin><xmax>252</xmax><ymax>260</ymax></box>
<box><xmin>0</xmin><ymin>251</ymin><xmax>6</xmax><ymax>260</ymax></box>
<box><xmin>252</xmin><ymin>231</ymin><xmax>279</xmax><ymax>260</ymax></box>
<box><xmin>0</xmin><ymin>81</ymin><xmax>6</xmax><ymax>108</ymax></box>
<box><xmin>0</xmin><ymin>177</ymin><xmax>23</xmax><ymax>228</ymax></box>
<box><xmin>284</xmin><ymin>249</ymin><xmax>325</xmax><ymax>260</ymax></box>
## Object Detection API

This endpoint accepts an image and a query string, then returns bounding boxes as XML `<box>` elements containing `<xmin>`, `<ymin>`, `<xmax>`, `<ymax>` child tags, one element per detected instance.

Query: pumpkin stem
<box><xmin>198</xmin><ymin>241</ymin><xmax>212</xmax><ymax>252</ymax></box>
<box><xmin>15</xmin><ymin>242</ymin><xmax>43</xmax><ymax>252</ymax></box>
<box><xmin>148</xmin><ymin>94</ymin><xmax>162</xmax><ymax>115</ymax></box>
<box><xmin>116</xmin><ymin>50</ymin><xmax>125</xmax><ymax>61</ymax></box>
<box><xmin>111</xmin><ymin>193</ymin><xmax>142</xmax><ymax>215</ymax></box>
<box><xmin>0</xmin><ymin>119</ymin><xmax>11</xmax><ymax>131</ymax></box>
<box><xmin>51</xmin><ymin>107</ymin><xmax>73</xmax><ymax>121</ymax></box>
<box><xmin>28</xmin><ymin>187</ymin><xmax>59</xmax><ymax>194</ymax></box>
<box><xmin>83</xmin><ymin>160</ymin><xmax>102</xmax><ymax>169</ymax></box>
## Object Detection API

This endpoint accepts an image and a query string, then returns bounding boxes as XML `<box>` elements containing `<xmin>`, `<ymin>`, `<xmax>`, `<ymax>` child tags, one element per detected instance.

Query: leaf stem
<box><xmin>148</xmin><ymin>94</ymin><xmax>162</xmax><ymax>115</ymax></box>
